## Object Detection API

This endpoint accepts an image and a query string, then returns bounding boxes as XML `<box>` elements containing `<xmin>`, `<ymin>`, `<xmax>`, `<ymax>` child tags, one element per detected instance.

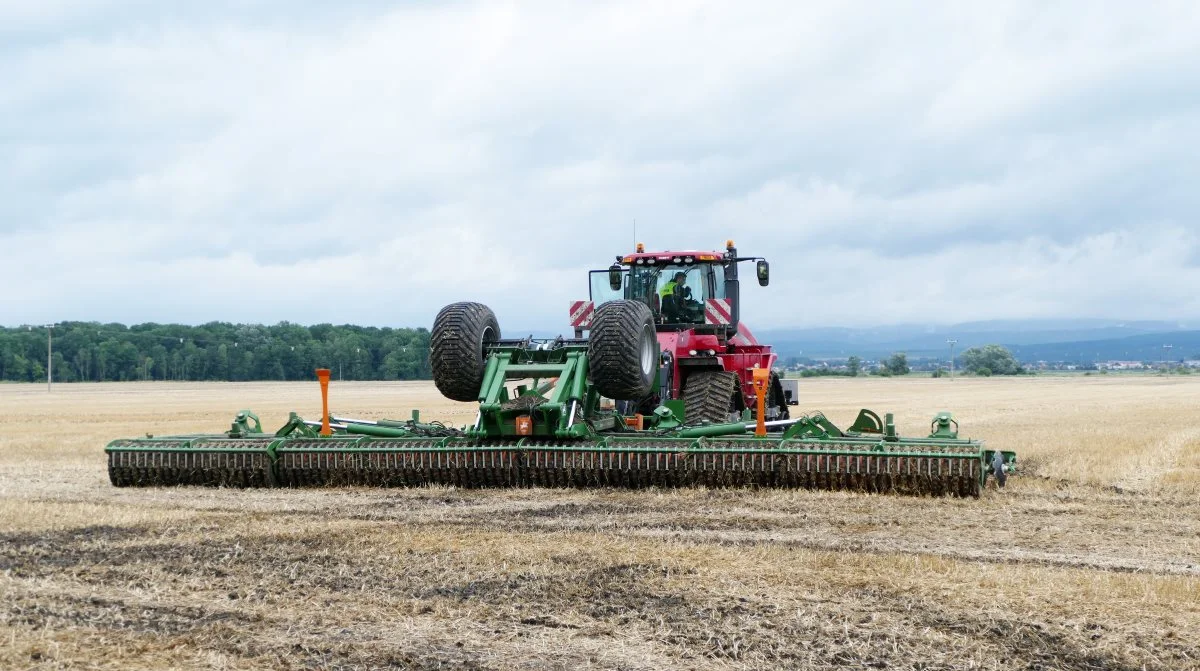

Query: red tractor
<box><xmin>572</xmin><ymin>240</ymin><xmax>791</xmax><ymax>424</ymax></box>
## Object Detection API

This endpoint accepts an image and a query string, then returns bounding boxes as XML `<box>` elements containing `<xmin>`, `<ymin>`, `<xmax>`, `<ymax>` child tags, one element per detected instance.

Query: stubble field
<box><xmin>1</xmin><ymin>376</ymin><xmax>1198</xmax><ymax>670</ymax></box>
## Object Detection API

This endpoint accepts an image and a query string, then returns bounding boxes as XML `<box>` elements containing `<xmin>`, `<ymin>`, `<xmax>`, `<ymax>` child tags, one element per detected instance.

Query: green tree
<box><xmin>884</xmin><ymin>352</ymin><xmax>910</xmax><ymax>376</ymax></box>
<box><xmin>846</xmin><ymin>355</ymin><xmax>861</xmax><ymax>377</ymax></box>
<box><xmin>960</xmin><ymin>344</ymin><xmax>1024</xmax><ymax>376</ymax></box>
<box><xmin>211</xmin><ymin>344</ymin><xmax>230</xmax><ymax>381</ymax></box>
<box><xmin>74</xmin><ymin>347</ymin><xmax>94</xmax><ymax>381</ymax></box>
<box><xmin>150</xmin><ymin>344</ymin><xmax>169</xmax><ymax>380</ymax></box>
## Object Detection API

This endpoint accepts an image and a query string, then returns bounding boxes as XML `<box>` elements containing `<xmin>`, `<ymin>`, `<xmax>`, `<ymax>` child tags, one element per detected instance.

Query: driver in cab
<box><xmin>659</xmin><ymin>271</ymin><xmax>693</xmax><ymax>321</ymax></box>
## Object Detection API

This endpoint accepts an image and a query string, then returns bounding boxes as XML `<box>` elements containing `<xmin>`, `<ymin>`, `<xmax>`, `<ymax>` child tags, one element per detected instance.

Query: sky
<box><xmin>3</xmin><ymin>1</ymin><xmax>1200</xmax><ymax>331</ymax></box>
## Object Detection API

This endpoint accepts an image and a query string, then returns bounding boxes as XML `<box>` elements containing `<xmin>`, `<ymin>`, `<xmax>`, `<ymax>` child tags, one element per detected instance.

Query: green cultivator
<box><xmin>107</xmin><ymin>336</ymin><xmax>1015</xmax><ymax>497</ymax></box>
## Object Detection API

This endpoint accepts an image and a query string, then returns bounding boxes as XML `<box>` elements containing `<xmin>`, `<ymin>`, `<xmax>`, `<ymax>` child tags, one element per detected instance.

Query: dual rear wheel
<box><xmin>429</xmin><ymin>300</ymin><xmax>785</xmax><ymax>426</ymax></box>
<box><xmin>429</xmin><ymin>300</ymin><xmax>660</xmax><ymax>403</ymax></box>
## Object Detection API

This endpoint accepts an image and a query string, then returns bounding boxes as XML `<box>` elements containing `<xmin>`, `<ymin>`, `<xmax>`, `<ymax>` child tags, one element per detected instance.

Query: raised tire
<box><xmin>588</xmin><ymin>300</ymin><xmax>658</xmax><ymax>400</ymax></box>
<box><xmin>682</xmin><ymin>370</ymin><xmax>744</xmax><ymax>424</ymax></box>
<box><xmin>430</xmin><ymin>302</ymin><xmax>501</xmax><ymax>402</ymax></box>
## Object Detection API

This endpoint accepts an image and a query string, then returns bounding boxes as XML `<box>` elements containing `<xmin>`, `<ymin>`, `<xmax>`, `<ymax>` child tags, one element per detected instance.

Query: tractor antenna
<box><xmin>633</xmin><ymin>218</ymin><xmax>637</xmax><ymax>247</ymax></box>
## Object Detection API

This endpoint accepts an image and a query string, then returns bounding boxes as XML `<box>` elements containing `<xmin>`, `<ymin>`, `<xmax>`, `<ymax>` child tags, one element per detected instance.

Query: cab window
<box><xmin>590</xmin><ymin>264</ymin><xmax>719</xmax><ymax>325</ymax></box>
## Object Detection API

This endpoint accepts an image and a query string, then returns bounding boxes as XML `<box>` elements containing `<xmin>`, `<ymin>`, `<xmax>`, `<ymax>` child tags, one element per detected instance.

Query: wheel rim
<box><xmin>480</xmin><ymin>325</ymin><xmax>496</xmax><ymax>361</ymax></box>
<box><xmin>639</xmin><ymin>324</ymin><xmax>656</xmax><ymax>376</ymax></box>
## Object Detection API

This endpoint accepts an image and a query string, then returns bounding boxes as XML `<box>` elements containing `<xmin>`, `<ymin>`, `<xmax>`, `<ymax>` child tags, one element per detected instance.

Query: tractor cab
<box><xmin>590</xmin><ymin>258</ymin><xmax>724</xmax><ymax>327</ymax></box>
<box><xmin>586</xmin><ymin>241</ymin><xmax>768</xmax><ymax>333</ymax></box>
<box><xmin>572</xmin><ymin>240</ymin><xmax>776</xmax><ymax>420</ymax></box>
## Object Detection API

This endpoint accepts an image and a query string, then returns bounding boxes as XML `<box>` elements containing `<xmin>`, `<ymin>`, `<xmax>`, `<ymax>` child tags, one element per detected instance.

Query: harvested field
<box><xmin>2</xmin><ymin>377</ymin><xmax>1199</xmax><ymax>670</ymax></box>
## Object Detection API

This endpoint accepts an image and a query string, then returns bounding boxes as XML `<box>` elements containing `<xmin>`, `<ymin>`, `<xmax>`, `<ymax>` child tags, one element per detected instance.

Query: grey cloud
<box><xmin>3</xmin><ymin>1</ymin><xmax>1200</xmax><ymax>330</ymax></box>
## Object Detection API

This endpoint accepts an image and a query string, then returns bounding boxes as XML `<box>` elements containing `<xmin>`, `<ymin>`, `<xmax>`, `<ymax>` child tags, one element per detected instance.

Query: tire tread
<box><xmin>682</xmin><ymin>370</ymin><xmax>742</xmax><ymax>424</ymax></box>
<box><xmin>430</xmin><ymin>302</ymin><xmax>500</xmax><ymax>402</ymax></box>
<box><xmin>588</xmin><ymin>300</ymin><xmax>656</xmax><ymax>400</ymax></box>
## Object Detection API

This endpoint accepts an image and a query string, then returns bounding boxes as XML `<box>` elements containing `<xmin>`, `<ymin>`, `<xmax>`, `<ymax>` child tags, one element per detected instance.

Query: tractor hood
<box><xmin>655</xmin><ymin>323</ymin><xmax>764</xmax><ymax>356</ymax></box>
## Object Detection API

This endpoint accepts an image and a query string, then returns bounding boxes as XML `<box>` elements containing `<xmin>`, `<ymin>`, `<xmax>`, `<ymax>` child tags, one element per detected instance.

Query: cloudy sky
<box><xmin>4</xmin><ymin>1</ymin><xmax>1199</xmax><ymax>331</ymax></box>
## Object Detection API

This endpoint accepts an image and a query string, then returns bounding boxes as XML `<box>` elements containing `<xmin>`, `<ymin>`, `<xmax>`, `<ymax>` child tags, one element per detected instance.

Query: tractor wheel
<box><xmin>430</xmin><ymin>301</ymin><xmax>501</xmax><ymax>402</ymax></box>
<box><xmin>588</xmin><ymin>300</ymin><xmax>658</xmax><ymax>400</ymax></box>
<box><xmin>682</xmin><ymin>371</ymin><xmax>743</xmax><ymax>424</ymax></box>
<box><xmin>992</xmin><ymin>451</ymin><xmax>1008</xmax><ymax>488</ymax></box>
<box><xmin>769</xmin><ymin>371</ymin><xmax>790</xmax><ymax>421</ymax></box>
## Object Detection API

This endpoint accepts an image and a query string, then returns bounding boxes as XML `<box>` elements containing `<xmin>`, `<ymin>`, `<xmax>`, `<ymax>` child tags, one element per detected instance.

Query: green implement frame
<box><xmin>105</xmin><ymin>339</ymin><xmax>1015</xmax><ymax>497</ymax></box>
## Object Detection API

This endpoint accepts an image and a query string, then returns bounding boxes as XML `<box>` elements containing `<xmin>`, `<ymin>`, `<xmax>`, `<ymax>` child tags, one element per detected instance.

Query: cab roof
<box><xmin>620</xmin><ymin>250</ymin><xmax>727</xmax><ymax>264</ymax></box>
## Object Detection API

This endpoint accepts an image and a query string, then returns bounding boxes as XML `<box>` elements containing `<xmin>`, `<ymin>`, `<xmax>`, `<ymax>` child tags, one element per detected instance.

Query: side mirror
<box><xmin>608</xmin><ymin>264</ymin><xmax>623</xmax><ymax>291</ymax></box>
<box><xmin>756</xmin><ymin>260</ymin><xmax>770</xmax><ymax>286</ymax></box>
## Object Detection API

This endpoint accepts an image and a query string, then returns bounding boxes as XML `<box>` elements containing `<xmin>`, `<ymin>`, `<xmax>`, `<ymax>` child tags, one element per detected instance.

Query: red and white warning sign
<box><xmin>704</xmin><ymin>298</ymin><xmax>733</xmax><ymax>325</ymax></box>
<box><xmin>569</xmin><ymin>300</ymin><xmax>595</xmax><ymax>328</ymax></box>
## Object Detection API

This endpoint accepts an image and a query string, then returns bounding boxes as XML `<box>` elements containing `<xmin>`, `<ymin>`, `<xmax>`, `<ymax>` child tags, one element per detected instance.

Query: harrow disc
<box><xmin>107</xmin><ymin>438</ymin><xmax>276</xmax><ymax>488</ymax></box>
<box><xmin>107</xmin><ymin>434</ymin><xmax>989</xmax><ymax>497</ymax></box>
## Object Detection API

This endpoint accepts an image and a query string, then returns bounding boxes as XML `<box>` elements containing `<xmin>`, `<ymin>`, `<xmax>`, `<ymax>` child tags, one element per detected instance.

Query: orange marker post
<box><xmin>315</xmin><ymin>368</ymin><xmax>332</xmax><ymax>436</ymax></box>
<box><xmin>752</xmin><ymin>368</ymin><xmax>769</xmax><ymax>437</ymax></box>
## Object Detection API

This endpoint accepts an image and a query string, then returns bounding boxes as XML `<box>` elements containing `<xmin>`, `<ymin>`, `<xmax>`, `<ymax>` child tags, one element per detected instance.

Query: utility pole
<box><xmin>1163</xmin><ymin>344</ymin><xmax>1173</xmax><ymax>371</ymax></box>
<box><xmin>947</xmin><ymin>339</ymin><xmax>957</xmax><ymax>380</ymax></box>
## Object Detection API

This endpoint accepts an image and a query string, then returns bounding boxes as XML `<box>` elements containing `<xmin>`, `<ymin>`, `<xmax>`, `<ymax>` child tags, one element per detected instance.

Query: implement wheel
<box><xmin>588</xmin><ymin>300</ymin><xmax>658</xmax><ymax>400</ymax></box>
<box><xmin>769</xmin><ymin>371</ymin><xmax>790</xmax><ymax>421</ymax></box>
<box><xmin>992</xmin><ymin>451</ymin><xmax>1008</xmax><ymax>488</ymax></box>
<box><xmin>431</xmin><ymin>301</ymin><xmax>501</xmax><ymax>402</ymax></box>
<box><xmin>683</xmin><ymin>370</ymin><xmax>743</xmax><ymax>424</ymax></box>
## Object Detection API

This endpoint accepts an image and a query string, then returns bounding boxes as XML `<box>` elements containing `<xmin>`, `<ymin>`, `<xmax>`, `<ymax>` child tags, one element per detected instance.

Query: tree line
<box><xmin>0</xmin><ymin>322</ymin><xmax>431</xmax><ymax>383</ymax></box>
<box><xmin>789</xmin><ymin>346</ymin><xmax>1028</xmax><ymax>378</ymax></box>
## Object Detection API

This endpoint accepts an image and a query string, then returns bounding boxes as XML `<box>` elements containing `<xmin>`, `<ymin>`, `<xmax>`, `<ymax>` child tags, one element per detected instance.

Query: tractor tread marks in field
<box><xmin>588</xmin><ymin>300</ymin><xmax>656</xmax><ymax>400</ymax></box>
<box><xmin>682</xmin><ymin>370</ymin><xmax>742</xmax><ymax>424</ymax></box>
<box><xmin>430</xmin><ymin>302</ymin><xmax>500</xmax><ymax>402</ymax></box>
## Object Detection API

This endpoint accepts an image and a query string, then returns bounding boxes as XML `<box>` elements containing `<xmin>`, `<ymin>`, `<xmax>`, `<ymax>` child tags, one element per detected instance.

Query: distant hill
<box><xmin>755</xmin><ymin>319</ymin><xmax>1198</xmax><ymax>362</ymax></box>
<box><xmin>1006</xmin><ymin>331</ymin><xmax>1200</xmax><ymax>364</ymax></box>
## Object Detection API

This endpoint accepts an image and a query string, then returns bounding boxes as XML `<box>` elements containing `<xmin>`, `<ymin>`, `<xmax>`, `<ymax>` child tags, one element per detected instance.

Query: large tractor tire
<box><xmin>588</xmin><ymin>300</ymin><xmax>658</xmax><ymax>400</ymax></box>
<box><xmin>430</xmin><ymin>302</ymin><xmax>501</xmax><ymax>402</ymax></box>
<box><xmin>682</xmin><ymin>370</ymin><xmax>744</xmax><ymax>424</ymax></box>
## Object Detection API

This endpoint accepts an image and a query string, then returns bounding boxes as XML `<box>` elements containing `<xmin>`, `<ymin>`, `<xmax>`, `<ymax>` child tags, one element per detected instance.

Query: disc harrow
<box><xmin>105</xmin><ymin>337</ymin><xmax>1014</xmax><ymax>497</ymax></box>
<box><xmin>108</xmin><ymin>426</ymin><xmax>1009</xmax><ymax>499</ymax></box>
<box><xmin>107</xmin><ymin>437</ymin><xmax>276</xmax><ymax>488</ymax></box>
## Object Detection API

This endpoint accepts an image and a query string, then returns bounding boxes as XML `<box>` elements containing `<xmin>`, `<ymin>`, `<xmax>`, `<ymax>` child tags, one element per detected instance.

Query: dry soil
<box><xmin>1</xmin><ymin>377</ymin><xmax>1198</xmax><ymax>670</ymax></box>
